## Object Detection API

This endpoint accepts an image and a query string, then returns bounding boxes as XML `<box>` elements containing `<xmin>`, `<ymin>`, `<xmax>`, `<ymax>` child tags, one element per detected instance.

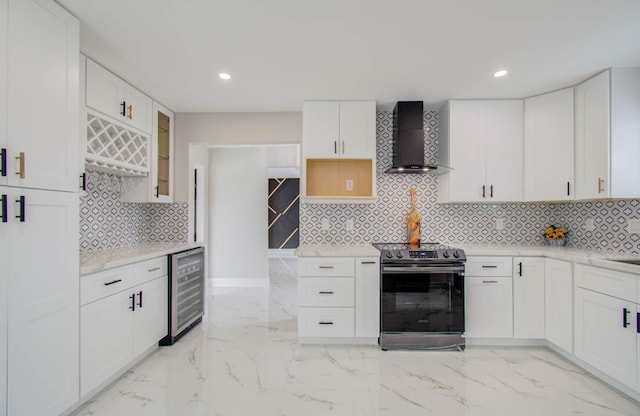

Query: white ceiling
<box><xmin>57</xmin><ymin>0</ymin><xmax>640</xmax><ymax>113</ymax></box>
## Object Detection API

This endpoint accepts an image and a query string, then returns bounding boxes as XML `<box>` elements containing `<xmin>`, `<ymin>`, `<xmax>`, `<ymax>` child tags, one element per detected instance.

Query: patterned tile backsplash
<box><xmin>299</xmin><ymin>110</ymin><xmax>640</xmax><ymax>254</ymax></box>
<box><xmin>79</xmin><ymin>170</ymin><xmax>189</xmax><ymax>252</ymax></box>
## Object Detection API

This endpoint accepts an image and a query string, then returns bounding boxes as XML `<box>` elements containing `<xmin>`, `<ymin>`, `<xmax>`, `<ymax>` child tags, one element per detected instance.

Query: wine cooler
<box><xmin>161</xmin><ymin>246</ymin><xmax>205</xmax><ymax>345</ymax></box>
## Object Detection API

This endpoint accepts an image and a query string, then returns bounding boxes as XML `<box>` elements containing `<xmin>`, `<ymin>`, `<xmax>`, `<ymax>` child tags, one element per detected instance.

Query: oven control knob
<box><xmin>396</xmin><ymin>251</ymin><xmax>404</xmax><ymax>258</ymax></box>
<box><xmin>385</xmin><ymin>251</ymin><xmax>393</xmax><ymax>258</ymax></box>
<box><xmin>453</xmin><ymin>250</ymin><xmax>460</xmax><ymax>258</ymax></box>
<box><xmin>442</xmin><ymin>250</ymin><xmax>450</xmax><ymax>258</ymax></box>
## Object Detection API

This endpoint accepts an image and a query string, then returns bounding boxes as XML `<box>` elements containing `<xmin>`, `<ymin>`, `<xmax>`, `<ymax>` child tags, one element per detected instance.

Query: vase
<box><xmin>406</xmin><ymin>188</ymin><xmax>420</xmax><ymax>246</ymax></box>
<box><xmin>549</xmin><ymin>237</ymin><xmax>566</xmax><ymax>246</ymax></box>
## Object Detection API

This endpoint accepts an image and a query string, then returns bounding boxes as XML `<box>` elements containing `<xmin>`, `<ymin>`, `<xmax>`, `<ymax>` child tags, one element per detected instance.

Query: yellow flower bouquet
<box><xmin>545</xmin><ymin>225</ymin><xmax>568</xmax><ymax>246</ymax></box>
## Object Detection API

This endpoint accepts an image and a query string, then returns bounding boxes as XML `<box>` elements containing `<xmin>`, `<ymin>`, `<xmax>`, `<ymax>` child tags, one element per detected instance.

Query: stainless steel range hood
<box><xmin>385</xmin><ymin>101</ymin><xmax>449</xmax><ymax>174</ymax></box>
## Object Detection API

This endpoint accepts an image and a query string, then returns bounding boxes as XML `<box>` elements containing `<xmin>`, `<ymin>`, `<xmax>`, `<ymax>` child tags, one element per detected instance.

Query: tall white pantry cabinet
<box><xmin>0</xmin><ymin>0</ymin><xmax>80</xmax><ymax>415</ymax></box>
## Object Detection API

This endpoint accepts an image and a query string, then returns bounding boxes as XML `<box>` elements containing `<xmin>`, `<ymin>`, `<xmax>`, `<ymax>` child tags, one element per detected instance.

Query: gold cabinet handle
<box><xmin>318</xmin><ymin>266</ymin><xmax>334</xmax><ymax>269</ymax></box>
<box><xmin>128</xmin><ymin>104</ymin><xmax>133</xmax><ymax>120</ymax></box>
<box><xmin>148</xmin><ymin>267</ymin><xmax>161</xmax><ymax>272</ymax></box>
<box><xmin>482</xmin><ymin>280</ymin><xmax>498</xmax><ymax>284</ymax></box>
<box><xmin>15</xmin><ymin>152</ymin><xmax>25</xmax><ymax>179</ymax></box>
<box><xmin>598</xmin><ymin>177</ymin><xmax>605</xmax><ymax>194</ymax></box>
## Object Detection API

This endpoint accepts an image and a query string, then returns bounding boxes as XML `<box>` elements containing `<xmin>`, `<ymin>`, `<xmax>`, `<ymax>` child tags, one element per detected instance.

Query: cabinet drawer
<box><xmin>81</xmin><ymin>266</ymin><xmax>133</xmax><ymax>306</ymax></box>
<box><xmin>298</xmin><ymin>257</ymin><xmax>355</xmax><ymax>277</ymax></box>
<box><xmin>298</xmin><ymin>307</ymin><xmax>354</xmax><ymax>338</ymax></box>
<box><xmin>132</xmin><ymin>257</ymin><xmax>168</xmax><ymax>286</ymax></box>
<box><xmin>298</xmin><ymin>278</ymin><xmax>354</xmax><ymax>307</ymax></box>
<box><xmin>466</xmin><ymin>256</ymin><xmax>513</xmax><ymax>277</ymax></box>
<box><xmin>574</xmin><ymin>264</ymin><xmax>636</xmax><ymax>302</ymax></box>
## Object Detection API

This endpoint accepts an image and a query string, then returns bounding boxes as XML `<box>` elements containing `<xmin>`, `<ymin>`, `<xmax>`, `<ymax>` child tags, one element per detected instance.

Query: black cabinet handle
<box><xmin>129</xmin><ymin>294</ymin><xmax>136</xmax><ymax>311</ymax></box>
<box><xmin>481</xmin><ymin>265</ymin><xmax>498</xmax><ymax>269</ymax></box>
<box><xmin>637</xmin><ymin>312</ymin><xmax>639</xmax><ymax>334</ymax></box>
<box><xmin>318</xmin><ymin>321</ymin><xmax>334</xmax><ymax>325</ymax></box>
<box><xmin>517</xmin><ymin>262</ymin><xmax>523</xmax><ymax>276</ymax></box>
<box><xmin>567</xmin><ymin>182</ymin><xmax>571</xmax><ymax>196</ymax></box>
<box><xmin>80</xmin><ymin>172</ymin><xmax>87</xmax><ymax>191</ymax></box>
<box><xmin>15</xmin><ymin>196</ymin><xmax>25</xmax><ymax>222</ymax></box>
<box><xmin>481</xmin><ymin>185</ymin><xmax>486</xmax><ymax>198</ymax></box>
<box><xmin>334</xmin><ymin>141</ymin><xmax>337</xmax><ymax>154</ymax></box>
<box><xmin>318</xmin><ymin>291</ymin><xmax>334</xmax><ymax>295</ymax></box>
<box><xmin>490</xmin><ymin>185</ymin><xmax>494</xmax><ymax>198</ymax></box>
<box><xmin>361</xmin><ymin>261</ymin><xmax>376</xmax><ymax>264</ymax></box>
<box><xmin>103</xmin><ymin>279</ymin><xmax>122</xmax><ymax>286</ymax></box>
<box><xmin>121</xmin><ymin>101</ymin><xmax>126</xmax><ymax>117</ymax></box>
<box><xmin>0</xmin><ymin>148</ymin><xmax>6</xmax><ymax>177</ymax></box>
<box><xmin>155</xmin><ymin>186</ymin><xmax>159</xmax><ymax>198</ymax></box>
<box><xmin>623</xmin><ymin>308</ymin><xmax>630</xmax><ymax>328</ymax></box>
<box><xmin>1</xmin><ymin>194</ymin><xmax>6</xmax><ymax>223</ymax></box>
<box><xmin>137</xmin><ymin>291</ymin><xmax>143</xmax><ymax>308</ymax></box>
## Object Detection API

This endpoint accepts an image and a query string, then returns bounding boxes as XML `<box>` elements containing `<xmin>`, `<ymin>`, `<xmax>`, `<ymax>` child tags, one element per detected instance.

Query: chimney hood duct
<box><xmin>385</xmin><ymin>101</ymin><xmax>447</xmax><ymax>174</ymax></box>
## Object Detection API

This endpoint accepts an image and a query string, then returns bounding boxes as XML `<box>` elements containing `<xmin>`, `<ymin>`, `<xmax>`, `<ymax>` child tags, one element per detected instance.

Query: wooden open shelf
<box><xmin>306</xmin><ymin>159</ymin><xmax>373</xmax><ymax>197</ymax></box>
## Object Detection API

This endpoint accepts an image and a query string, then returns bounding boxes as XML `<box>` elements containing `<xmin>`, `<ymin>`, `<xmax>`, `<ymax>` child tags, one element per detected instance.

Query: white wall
<box><xmin>174</xmin><ymin>112</ymin><xmax>302</xmax><ymax>202</ymax></box>
<box><xmin>209</xmin><ymin>147</ymin><xmax>269</xmax><ymax>286</ymax></box>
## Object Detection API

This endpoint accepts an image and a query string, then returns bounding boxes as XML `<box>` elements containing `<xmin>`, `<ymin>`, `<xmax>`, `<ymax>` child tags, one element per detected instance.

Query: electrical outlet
<box><xmin>627</xmin><ymin>218</ymin><xmax>640</xmax><ymax>234</ymax></box>
<box><xmin>346</xmin><ymin>219</ymin><xmax>354</xmax><ymax>231</ymax></box>
<box><xmin>346</xmin><ymin>179</ymin><xmax>354</xmax><ymax>191</ymax></box>
<box><xmin>321</xmin><ymin>218</ymin><xmax>329</xmax><ymax>231</ymax></box>
<box><xmin>496</xmin><ymin>219</ymin><xmax>505</xmax><ymax>230</ymax></box>
<box><xmin>585</xmin><ymin>218</ymin><xmax>595</xmax><ymax>231</ymax></box>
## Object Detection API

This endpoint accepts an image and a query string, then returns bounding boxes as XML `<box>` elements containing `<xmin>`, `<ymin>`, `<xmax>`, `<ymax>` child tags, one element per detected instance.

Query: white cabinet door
<box><xmin>133</xmin><ymin>276</ymin><xmax>168</xmax><ymax>357</ymax></box>
<box><xmin>440</xmin><ymin>100</ymin><xmax>523</xmax><ymax>202</ymax></box>
<box><xmin>544</xmin><ymin>258</ymin><xmax>573</xmax><ymax>353</ymax></box>
<box><xmin>574</xmin><ymin>287</ymin><xmax>636</xmax><ymax>389</ymax></box>
<box><xmin>465</xmin><ymin>276</ymin><xmax>513</xmax><ymax>338</ymax></box>
<box><xmin>5</xmin><ymin>188</ymin><xmax>79</xmax><ymax>416</ymax></box>
<box><xmin>0</xmin><ymin>0</ymin><xmax>7</xmax><ymax>189</ymax></box>
<box><xmin>513</xmin><ymin>257</ymin><xmax>545</xmax><ymax>339</ymax></box>
<box><xmin>575</xmin><ymin>70</ymin><xmax>610</xmax><ymax>200</ymax></box>
<box><xmin>123</xmin><ymin>84</ymin><xmax>153</xmax><ymax>134</ymax></box>
<box><xmin>80</xmin><ymin>291</ymin><xmax>134</xmax><ymax>397</ymax></box>
<box><xmin>6</xmin><ymin>0</ymin><xmax>79</xmax><ymax>192</ymax></box>
<box><xmin>85</xmin><ymin>58</ymin><xmax>125</xmax><ymax>123</ymax></box>
<box><xmin>524</xmin><ymin>88</ymin><xmax>575</xmax><ymax>201</ymax></box>
<box><xmin>485</xmin><ymin>100</ymin><xmax>524</xmax><ymax>202</ymax></box>
<box><xmin>303</xmin><ymin>101</ymin><xmax>340</xmax><ymax>158</ymax></box>
<box><xmin>355</xmin><ymin>257</ymin><xmax>380</xmax><ymax>338</ymax></box>
<box><xmin>446</xmin><ymin>100</ymin><xmax>486</xmax><ymax>202</ymax></box>
<box><xmin>339</xmin><ymin>101</ymin><xmax>376</xmax><ymax>158</ymax></box>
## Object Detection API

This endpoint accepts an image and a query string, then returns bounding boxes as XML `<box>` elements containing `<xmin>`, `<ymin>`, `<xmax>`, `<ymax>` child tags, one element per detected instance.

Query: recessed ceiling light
<box><xmin>494</xmin><ymin>69</ymin><xmax>508</xmax><ymax>78</ymax></box>
<box><xmin>218</xmin><ymin>73</ymin><xmax>231</xmax><ymax>80</ymax></box>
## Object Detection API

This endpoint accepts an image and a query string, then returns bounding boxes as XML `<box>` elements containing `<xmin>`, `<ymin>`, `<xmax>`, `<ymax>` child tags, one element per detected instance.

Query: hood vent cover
<box><xmin>385</xmin><ymin>101</ymin><xmax>447</xmax><ymax>174</ymax></box>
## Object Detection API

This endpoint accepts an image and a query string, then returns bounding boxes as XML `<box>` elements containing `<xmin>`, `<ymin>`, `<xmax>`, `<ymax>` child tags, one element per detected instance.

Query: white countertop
<box><xmin>80</xmin><ymin>242</ymin><xmax>203</xmax><ymax>275</ymax></box>
<box><xmin>295</xmin><ymin>243</ymin><xmax>640</xmax><ymax>275</ymax></box>
<box><xmin>294</xmin><ymin>244</ymin><xmax>380</xmax><ymax>257</ymax></box>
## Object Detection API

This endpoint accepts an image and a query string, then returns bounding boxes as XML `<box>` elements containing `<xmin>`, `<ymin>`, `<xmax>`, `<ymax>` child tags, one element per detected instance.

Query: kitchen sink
<box><xmin>609</xmin><ymin>258</ymin><xmax>640</xmax><ymax>265</ymax></box>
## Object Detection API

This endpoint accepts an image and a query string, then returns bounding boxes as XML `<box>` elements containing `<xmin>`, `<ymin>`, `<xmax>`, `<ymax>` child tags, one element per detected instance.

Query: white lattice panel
<box><xmin>85</xmin><ymin>112</ymin><xmax>150</xmax><ymax>175</ymax></box>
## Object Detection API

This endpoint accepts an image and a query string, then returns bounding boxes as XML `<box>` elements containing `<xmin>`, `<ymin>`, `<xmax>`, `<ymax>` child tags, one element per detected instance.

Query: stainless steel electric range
<box><xmin>373</xmin><ymin>242</ymin><xmax>467</xmax><ymax>351</ymax></box>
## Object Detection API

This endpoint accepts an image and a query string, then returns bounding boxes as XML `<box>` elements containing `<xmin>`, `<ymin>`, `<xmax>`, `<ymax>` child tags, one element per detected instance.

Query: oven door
<box><xmin>381</xmin><ymin>264</ymin><xmax>465</xmax><ymax>333</ymax></box>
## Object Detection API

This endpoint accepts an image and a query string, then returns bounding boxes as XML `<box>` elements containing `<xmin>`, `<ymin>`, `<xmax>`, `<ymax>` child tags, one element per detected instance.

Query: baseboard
<box><xmin>210</xmin><ymin>277</ymin><xmax>270</xmax><ymax>287</ymax></box>
<box><xmin>298</xmin><ymin>337</ymin><xmax>379</xmax><ymax>346</ymax></box>
<box><xmin>466</xmin><ymin>337</ymin><xmax>547</xmax><ymax>347</ymax></box>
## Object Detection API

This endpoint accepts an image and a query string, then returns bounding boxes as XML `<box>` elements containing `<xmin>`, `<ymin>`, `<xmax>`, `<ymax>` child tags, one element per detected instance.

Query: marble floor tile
<box><xmin>71</xmin><ymin>257</ymin><xmax>640</xmax><ymax>416</ymax></box>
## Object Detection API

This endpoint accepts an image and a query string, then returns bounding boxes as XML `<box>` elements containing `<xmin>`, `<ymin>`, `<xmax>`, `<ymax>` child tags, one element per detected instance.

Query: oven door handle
<box><xmin>382</xmin><ymin>266</ymin><xmax>465</xmax><ymax>273</ymax></box>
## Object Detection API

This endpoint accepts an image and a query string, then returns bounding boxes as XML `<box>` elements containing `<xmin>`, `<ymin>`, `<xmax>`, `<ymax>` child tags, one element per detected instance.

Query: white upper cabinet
<box><xmin>575</xmin><ymin>68</ymin><xmax>640</xmax><ymax>199</ymax></box>
<box><xmin>86</xmin><ymin>58</ymin><xmax>153</xmax><ymax>134</ymax></box>
<box><xmin>438</xmin><ymin>100</ymin><xmax>523</xmax><ymax>203</ymax></box>
<box><xmin>1</xmin><ymin>0</ymin><xmax>79</xmax><ymax>192</ymax></box>
<box><xmin>303</xmin><ymin>101</ymin><xmax>375</xmax><ymax>159</ymax></box>
<box><xmin>524</xmin><ymin>88</ymin><xmax>575</xmax><ymax>201</ymax></box>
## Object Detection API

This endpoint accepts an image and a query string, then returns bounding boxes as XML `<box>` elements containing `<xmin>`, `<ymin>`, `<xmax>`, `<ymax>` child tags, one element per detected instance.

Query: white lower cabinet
<box><xmin>574</xmin><ymin>264</ymin><xmax>638</xmax><ymax>391</ymax></box>
<box><xmin>355</xmin><ymin>257</ymin><xmax>380</xmax><ymax>338</ymax></box>
<box><xmin>297</xmin><ymin>256</ymin><xmax>379</xmax><ymax>342</ymax></box>
<box><xmin>465</xmin><ymin>256</ymin><xmax>513</xmax><ymax>338</ymax></box>
<box><xmin>80</xmin><ymin>257</ymin><xmax>168</xmax><ymax>397</ymax></box>
<box><xmin>545</xmin><ymin>258</ymin><xmax>574</xmax><ymax>352</ymax></box>
<box><xmin>513</xmin><ymin>257</ymin><xmax>545</xmax><ymax>339</ymax></box>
